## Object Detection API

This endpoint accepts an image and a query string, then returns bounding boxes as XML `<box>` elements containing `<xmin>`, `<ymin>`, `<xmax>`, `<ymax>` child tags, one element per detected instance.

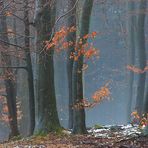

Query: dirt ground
<box><xmin>0</xmin><ymin>133</ymin><xmax>148</xmax><ymax>148</ymax></box>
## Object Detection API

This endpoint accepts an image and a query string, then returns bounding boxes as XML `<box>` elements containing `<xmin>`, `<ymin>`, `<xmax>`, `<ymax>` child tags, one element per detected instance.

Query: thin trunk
<box><xmin>143</xmin><ymin>87</ymin><xmax>148</xmax><ymax>135</ymax></box>
<box><xmin>126</xmin><ymin>0</ymin><xmax>136</xmax><ymax>122</ymax></box>
<box><xmin>135</xmin><ymin>0</ymin><xmax>146</xmax><ymax>116</ymax></box>
<box><xmin>144</xmin><ymin>88</ymin><xmax>148</xmax><ymax>113</ymax></box>
<box><xmin>72</xmin><ymin>0</ymin><xmax>93</xmax><ymax>134</ymax></box>
<box><xmin>34</xmin><ymin>0</ymin><xmax>61</xmax><ymax>133</ymax></box>
<box><xmin>67</xmin><ymin>0</ymin><xmax>76</xmax><ymax>129</ymax></box>
<box><xmin>24</xmin><ymin>0</ymin><xmax>35</xmax><ymax>135</ymax></box>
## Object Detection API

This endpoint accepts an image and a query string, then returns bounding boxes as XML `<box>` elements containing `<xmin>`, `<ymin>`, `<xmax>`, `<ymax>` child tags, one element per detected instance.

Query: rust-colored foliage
<box><xmin>92</xmin><ymin>81</ymin><xmax>110</xmax><ymax>102</ymax></box>
<box><xmin>127</xmin><ymin>65</ymin><xmax>148</xmax><ymax>74</ymax></box>
<box><xmin>45</xmin><ymin>26</ymin><xmax>99</xmax><ymax>61</ymax></box>
<box><xmin>45</xmin><ymin>26</ymin><xmax>109</xmax><ymax>110</ymax></box>
<box><xmin>0</xmin><ymin>96</ymin><xmax>23</xmax><ymax>123</ymax></box>
<box><xmin>131</xmin><ymin>111</ymin><xmax>148</xmax><ymax>128</ymax></box>
<box><xmin>73</xmin><ymin>81</ymin><xmax>111</xmax><ymax>110</ymax></box>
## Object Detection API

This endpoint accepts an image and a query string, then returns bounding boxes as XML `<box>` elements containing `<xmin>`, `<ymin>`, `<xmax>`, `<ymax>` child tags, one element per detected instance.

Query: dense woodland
<box><xmin>0</xmin><ymin>0</ymin><xmax>148</xmax><ymax>147</ymax></box>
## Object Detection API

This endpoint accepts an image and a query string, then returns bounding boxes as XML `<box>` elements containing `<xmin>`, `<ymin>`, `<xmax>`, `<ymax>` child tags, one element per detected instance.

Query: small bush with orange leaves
<box><xmin>131</xmin><ymin>111</ymin><xmax>148</xmax><ymax>128</ymax></box>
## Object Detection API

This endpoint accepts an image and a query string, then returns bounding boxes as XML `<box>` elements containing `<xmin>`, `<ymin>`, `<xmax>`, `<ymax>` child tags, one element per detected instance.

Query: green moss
<box><xmin>34</xmin><ymin>130</ymin><xmax>48</xmax><ymax>137</ymax></box>
<box><xmin>34</xmin><ymin>125</ymin><xmax>63</xmax><ymax>137</ymax></box>
<box><xmin>94</xmin><ymin>124</ymin><xmax>103</xmax><ymax>129</ymax></box>
<box><xmin>10</xmin><ymin>135</ymin><xmax>22</xmax><ymax>141</ymax></box>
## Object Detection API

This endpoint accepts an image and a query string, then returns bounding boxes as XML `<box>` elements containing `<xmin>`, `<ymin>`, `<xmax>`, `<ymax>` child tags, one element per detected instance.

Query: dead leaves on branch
<box><xmin>0</xmin><ymin>97</ymin><xmax>23</xmax><ymax>123</ymax></box>
<box><xmin>127</xmin><ymin>65</ymin><xmax>148</xmax><ymax>74</ymax></box>
<box><xmin>131</xmin><ymin>111</ymin><xmax>148</xmax><ymax>128</ymax></box>
<box><xmin>73</xmin><ymin>81</ymin><xmax>111</xmax><ymax>110</ymax></box>
<box><xmin>44</xmin><ymin>26</ymin><xmax>99</xmax><ymax>62</ymax></box>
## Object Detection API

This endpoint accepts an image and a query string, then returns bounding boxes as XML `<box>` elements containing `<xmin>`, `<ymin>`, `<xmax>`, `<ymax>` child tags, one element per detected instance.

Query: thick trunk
<box><xmin>72</xmin><ymin>0</ymin><xmax>93</xmax><ymax>134</ymax></box>
<box><xmin>0</xmin><ymin>3</ymin><xmax>19</xmax><ymax>137</ymax></box>
<box><xmin>34</xmin><ymin>0</ymin><xmax>61</xmax><ymax>133</ymax></box>
<box><xmin>67</xmin><ymin>0</ymin><xmax>76</xmax><ymax>129</ymax></box>
<box><xmin>135</xmin><ymin>0</ymin><xmax>146</xmax><ymax>116</ymax></box>
<box><xmin>126</xmin><ymin>1</ymin><xmax>136</xmax><ymax>122</ymax></box>
<box><xmin>24</xmin><ymin>0</ymin><xmax>35</xmax><ymax>135</ymax></box>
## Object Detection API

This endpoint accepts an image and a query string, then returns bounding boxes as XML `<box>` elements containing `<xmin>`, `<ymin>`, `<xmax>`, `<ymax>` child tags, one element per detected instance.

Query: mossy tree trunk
<box><xmin>34</xmin><ymin>0</ymin><xmax>61</xmax><ymax>134</ymax></box>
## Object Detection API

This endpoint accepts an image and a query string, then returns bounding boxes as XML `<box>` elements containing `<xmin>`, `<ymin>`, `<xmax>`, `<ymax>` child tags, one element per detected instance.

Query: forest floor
<box><xmin>0</xmin><ymin>125</ymin><xmax>148</xmax><ymax>148</ymax></box>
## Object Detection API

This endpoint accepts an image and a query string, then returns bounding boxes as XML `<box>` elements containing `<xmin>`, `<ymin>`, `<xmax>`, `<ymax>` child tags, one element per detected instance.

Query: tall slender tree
<box><xmin>72</xmin><ymin>0</ymin><xmax>94</xmax><ymax>134</ymax></box>
<box><xmin>24</xmin><ymin>0</ymin><xmax>35</xmax><ymax>135</ymax></box>
<box><xmin>135</xmin><ymin>0</ymin><xmax>147</xmax><ymax>115</ymax></box>
<box><xmin>67</xmin><ymin>0</ymin><xmax>76</xmax><ymax>129</ymax></box>
<box><xmin>126</xmin><ymin>0</ymin><xmax>136</xmax><ymax>122</ymax></box>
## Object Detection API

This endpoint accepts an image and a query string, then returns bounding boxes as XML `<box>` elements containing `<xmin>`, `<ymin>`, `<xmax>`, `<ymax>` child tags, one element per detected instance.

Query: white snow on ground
<box><xmin>88</xmin><ymin>124</ymin><xmax>142</xmax><ymax>138</ymax></box>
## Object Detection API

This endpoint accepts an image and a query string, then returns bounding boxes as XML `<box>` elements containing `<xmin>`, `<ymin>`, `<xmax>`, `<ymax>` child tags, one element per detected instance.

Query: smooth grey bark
<box><xmin>34</xmin><ymin>0</ymin><xmax>61</xmax><ymax>133</ymax></box>
<box><xmin>135</xmin><ymin>0</ymin><xmax>146</xmax><ymax>116</ymax></box>
<box><xmin>143</xmin><ymin>87</ymin><xmax>148</xmax><ymax>135</ymax></box>
<box><xmin>72</xmin><ymin>0</ymin><xmax>93</xmax><ymax>134</ymax></box>
<box><xmin>0</xmin><ymin>3</ymin><xmax>19</xmax><ymax>138</ymax></box>
<box><xmin>126</xmin><ymin>0</ymin><xmax>136</xmax><ymax>122</ymax></box>
<box><xmin>24</xmin><ymin>0</ymin><xmax>35</xmax><ymax>135</ymax></box>
<box><xmin>67</xmin><ymin>0</ymin><xmax>76</xmax><ymax>129</ymax></box>
<box><xmin>144</xmin><ymin>88</ymin><xmax>148</xmax><ymax>113</ymax></box>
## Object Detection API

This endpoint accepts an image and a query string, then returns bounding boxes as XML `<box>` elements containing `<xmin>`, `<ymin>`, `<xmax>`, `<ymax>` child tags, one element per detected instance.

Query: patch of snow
<box><xmin>90</xmin><ymin>124</ymin><xmax>142</xmax><ymax>138</ymax></box>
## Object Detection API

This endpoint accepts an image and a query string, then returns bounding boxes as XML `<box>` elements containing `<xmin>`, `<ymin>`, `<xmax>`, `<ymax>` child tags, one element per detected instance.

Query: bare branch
<box><xmin>0</xmin><ymin>66</ymin><xmax>27</xmax><ymax>69</ymax></box>
<box><xmin>54</xmin><ymin>0</ymin><xmax>79</xmax><ymax>26</ymax></box>
<box><xmin>0</xmin><ymin>39</ymin><xmax>23</xmax><ymax>48</ymax></box>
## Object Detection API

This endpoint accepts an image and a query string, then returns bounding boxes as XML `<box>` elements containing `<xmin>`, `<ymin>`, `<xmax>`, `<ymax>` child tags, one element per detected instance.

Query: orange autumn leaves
<box><xmin>73</xmin><ymin>81</ymin><xmax>111</xmax><ymax>109</ymax></box>
<box><xmin>45</xmin><ymin>26</ymin><xmax>109</xmax><ymax>110</ymax></box>
<box><xmin>131</xmin><ymin>111</ymin><xmax>148</xmax><ymax>128</ymax></box>
<box><xmin>45</xmin><ymin>26</ymin><xmax>76</xmax><ymax>50</ymax></box>
<box><xmin>92</xmin><ymin>81</ymin><xmax>110</xmax><ymax>102</ymax></box>
<box><xmin>0</xmin><ymin>96</ymin><xmax>22</xmax><ymax>123</ymax></box>
<box><xmin>45</xmin><ymin>26</ymin><xmax>99</xmax><ymax>61</ymax></box>
<box><xmin>127</xmin><ymin>65</ymin><xmax>148</xmax><ymax>74</ymax></box>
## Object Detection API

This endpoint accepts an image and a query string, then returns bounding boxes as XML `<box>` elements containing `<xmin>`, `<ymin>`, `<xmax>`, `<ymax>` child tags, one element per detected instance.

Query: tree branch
<box><xmin>0</xmin><ymin>66</ymin><xmax>27</xmax><ymax>69</ymax></box>
<box><xmin>0</xmin><ymin>39</ymin><xmax>23</xmax><ymax>48</ymax></box>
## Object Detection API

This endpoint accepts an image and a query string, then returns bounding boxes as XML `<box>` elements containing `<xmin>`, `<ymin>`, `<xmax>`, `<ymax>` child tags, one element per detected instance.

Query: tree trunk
<box><xmin>34</xmin><ymin>0</ymin><xmax>61</xmax><ymax>133</ymax></box>
<box><xmin>72</xmin><ymin>0</ymin><xmax>93</xmax><ymax>134</ymax></box>
<box><xmin>0</xmin><ymin>2</ymin><xmax>19</xmax><ymax>138</ymax></box>
<box><xmin>24</xmin><ymin>0</ymin><xmax>35</xmax><ymax>135</ymax></box>
<box><xmin>135</xmin><ymin>0</ymin><xmax>146</xmax><ymax>116</ymax></box>
<box><xmin>126</xmin><ymin>0</ymin><xmax>136</xmax><ymax>122</ymax></box>
<box><xmin>67</xmin><ymin>0</ymin><xmax>76</xmax><ymax>129</ymax></box>
<box><xmin>143</xmin><ymin>86</ymin><xmax>148</xmax><ymax>135</ymax></box>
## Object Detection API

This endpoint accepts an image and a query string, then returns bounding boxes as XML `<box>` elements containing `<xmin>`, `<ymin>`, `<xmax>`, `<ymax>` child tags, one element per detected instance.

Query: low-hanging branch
<box><xmin>0</xmin><ymin>39</ymin><xmax>23</xmax><ymax>49</ymax></box>
<box><xmin>0</xmin><ymin>66</ymin><xmax>27</xmax><ymax>69</ymax></box>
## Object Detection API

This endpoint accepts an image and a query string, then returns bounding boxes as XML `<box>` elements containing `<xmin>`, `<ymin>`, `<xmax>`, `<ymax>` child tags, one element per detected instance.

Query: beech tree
<box><xmin>135</xmin><ymin>0</ymin><xmax>147</xmax><ymax>115</ymax></box>
<box><xmin>24</xmin><ymin>0</ymin><xmax>35</xmax><ymax>135</ymax></box>
<box><xmin>126</xmin><ymin>0</ymin><xmax>136</xmax><ymax>121</ymax></box>
<box><xmin>67</xmin><ymin>0</ymin><xmax>76</xmax><ymax>129</ymax></box>
<box><xmin>72</xmin><ymin>0</ymin><xmax>94</xmax><ymax>134</ymax></box>
<box><xmin>34</xmin><ymin>0</ymin><xmax>61</xmax><ymax>133</ymax></box>
<box><xmin>0</xmin><ymin>1</ymin><xmax>19</xmax><ymax>138</ymax></box>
